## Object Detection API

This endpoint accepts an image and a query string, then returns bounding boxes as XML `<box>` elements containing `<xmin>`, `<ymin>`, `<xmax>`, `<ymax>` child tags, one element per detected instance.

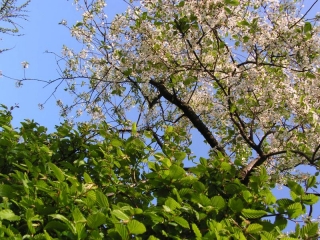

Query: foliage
<box><xmin>0</xmin><ymin>0</ymin><xmax>30</xmax><ymax>51</ymax></box>
<box><xmin>0</xmin><ymin>104</ymin><xmax>319</xmax><ymax>239</ymax></box>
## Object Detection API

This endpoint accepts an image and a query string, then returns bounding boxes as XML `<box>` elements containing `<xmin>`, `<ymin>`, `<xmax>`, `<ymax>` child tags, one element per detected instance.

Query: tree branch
<box><xmin>149</xmin><ymin>79</ymin><xmax>226</xmax><ymax>156</ymax></box>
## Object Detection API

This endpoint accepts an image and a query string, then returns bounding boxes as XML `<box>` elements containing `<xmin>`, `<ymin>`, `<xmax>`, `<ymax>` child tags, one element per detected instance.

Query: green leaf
<box><xmin>229</xmin><ymin>198</ymin><xmax>243</xmax><ymax>212</ymax></box>
<box><xmin>300</xmin><ymin>222</ymin><xmax>318</xmax><ymax>238</ymax></box>
<box><xmin>0</xmin><ymin>209</ymin><xmax>20</xmax><ymax>221</ymax></box>
<box><xmin>307</xmin><ymin>176</ymin><xmax>317</xmax><ymax>188</ymax></box>
<box><xmin>301</xmin><ymin>194</ymin><xmax>319</xmax><ymax>205</ymax></box>
<box><xmin>168</xmin><ymin>164</ymin><xmax>185</xmax><ymax>179</ymax></box>
<box><xmin>112</xmin><ymin>210</ymin><xmax>130</xmax><ymax>221</ymax></box>
<box><xmin>304</xmin><ymin>22</ymin><xmax>312</xmax><ymax>33</ymax></box>
<box><xmin>40</xmin><ymin>145</ymin><xmax>53</xmax><ymax>156</ymax></box>
<box><xmin>48</xmin><ymin>162</ymin><xmax>65</xmax><ymax>182</ymax></box>
<box><xmin>96</xmin><ymin>191</ymin><xmax>109</xmax><ymax>209</ymax></box>
<box><xmin>178</xmin><ymin>1</ymin><xmax>185</xmax><ymax>7</ymax></box>
<box><xmin>110</xmin><ymin>139</ymin><xmax>123</xmax><ymax>147</ymax></box>
<box><xmin>173</xmin><ymin>152</ymin><xmax>186</xmax><ymax>162</ymax></box>
<box><xmin>0</xmin><ymin>184</ymin><xmax>15</xmax><ymax>198</ymax></box>
<box><xmin>197</xmin><ymin>193</ymin><xmax>211</xmax><ymax>207</ymax></box>
<box><xmin>260</xmin><ymin>231</ymin><xmax>276</xmax><ymax>240</ymax></box>
<box><xmin>143</xmin><ymin>212</ymin><xmax>164</xmax><ymax>224</ymax></box>
<box><xmin>115</xmin><ymin>224</ymin><xmax>129</xmax><ymax>239</ymax></box>
<box><xmin>287</xmin><ymin>180</ymin><xmax>304</xmax><ymax>195</ymax></box>
<box><xmin>72</xmin><ymin>207</ymin><xmax>86</xmax><ymax>223</ymax></box>
<box><xmin>83</xmin><ymin>172</ymin><xmax>93</xmax><ymax>183</ymax></box>
<box><xmin>211</xmin><ymin>196</ymin><xmax>225</xmax><ymax>210</ymax></box>
<box><xmin>44</xmin><ymin>230</ymin><xmax>53</xmax><ymax>240</ymax></box>
<box><xmin>274</xmin><ymin>215</ymin><xmax>287</xmax><ymax>231</ymax></box>
<box><xmin>144</xmin><ymin>130</ymin><xmax>153</xmax><ymax>138</ymax></box>
<box><xmin>173</xmin><ymin>216</ymin><xmax>189</xmax><ymax>229</ymax></box>
<box><xmin>49</xmin><ymin>214</ymin><xmax>76</xmax><ymax>234</ymax></box>
<box><xmin>237</xmin><ymin>20</ymin><xmax>250</xmax><ymax>27</ymax></box>
<box><xmin>246</xmin><ymin>223</ymin><xmax>263</xmax><ymax>234</ymax></box>
<box><xmin>277</xmin><ymin>198</ymin><xmax>294</xmax><ymax>208</ymax></box>
<box><xmin>132</xmin><ymin>122</ymin><xmax>137</xmax><ymax>135</ymax></box>
<box><xmin>127</xmin><ymin>219</ymin><xmax>146</xmax><ymax>234</ymax></box>
<box><xmin>287</xmin><ymin>202</ymin><xmax>304</xmax><ymax>219</ymax></box>
<box><xmin>193</xmin><ymin>181</ymin><xmax>206</xmax><ymax>193</ymax></box>
<box><xmin>192</xmin><ymin>223</ymin><xmax>202</xmax><ymax>238</ymax></box>
<box><xmin>224</xmin><ymin>0</ymin><xmax>240</xmax><ymax>6</ymax></box>
<box><xmin>165</xmin><ymin>197</ymin><xmax>181</xmax><ymax>211</ymax></box>
<box><xmin>220</xmin><ymin>162</ymin><xmax>231</xmax><ymax>171</ymax></box>
<box><xmin>87</xmin><ymin>212</ymin><xmax>106</xmax><ymax>229</ymax></box>
<box><xmin>242</xmin><ymin>209</ymin><xmax>267</xmax><ymax>219</ymax></box>
<box><xmin>147</xmin><ymin>236</ymin><xmax>159</xmax><ymax>240</ymax></box>
<box><xmin>280</xmin><ymin>238</ymin><xmax>299</xmax><ymax>240</ymax></box>
<box><xmin>75</xmin><ymin>22</ymin><xmax>83</xmax><ymax>27</ymax></box>
<box><xmin>44</xmin><ymin>221</ymin><xmax>68</xmax><ymax>231</ymax></box>
<box><xmin>242</xmin><ymin>190</ymin><xmax>253</xmax><ymax>203</ymax></box>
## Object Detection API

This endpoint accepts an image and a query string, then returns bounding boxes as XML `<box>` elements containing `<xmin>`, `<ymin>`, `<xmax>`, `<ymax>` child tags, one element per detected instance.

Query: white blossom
<box><xmin>21</xmin><ymin>61</ymin><xmax>29</xmax><ymax>69</ymax></box>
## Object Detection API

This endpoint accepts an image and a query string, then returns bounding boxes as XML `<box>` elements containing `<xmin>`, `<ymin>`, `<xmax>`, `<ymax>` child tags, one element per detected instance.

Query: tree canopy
<box><xmin>0</xmin><ymin>105</ymin><xmax>319</xmax><ymax>239</ymax></box>
<box><xmin>48</xmin><ymin>0</ymin><xmax>320</xmax><ymax>185</ymax></box>
<box><xmin>0</xmin><ymin>0</ymin><xmax>30</xmax><ymax>53</ymax></box>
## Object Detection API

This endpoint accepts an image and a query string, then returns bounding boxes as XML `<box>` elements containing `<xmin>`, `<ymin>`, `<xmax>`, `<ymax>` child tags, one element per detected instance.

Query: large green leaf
<box><xmin>110</xmin><ymin>139</ymin><xmax>123</xmax><ymax>147</ymax></box>
<box><xmin>192</xmin><ymin>223</ymin><xmax>202</xmax><ymax>238</ymax></box>
<box><xmin>229</xmin><ymin>198</ymin><xmax>244</xmax><ymax>212</ymax></box>
<box><xmin>301</xmin><ymin>194</ymin><xmax>319</xmax><ymax>205</ymax></box>
<box><xmin>127</xmin><ymin>219</ymin><xmax>146</xmax><ymax>234</ymax></box>
<box><xmin>72</xmin><ymin>207</ymin><xmax>86</xmax><ymax>223</ymax></box>
<box><xmin>87</xmin><ymin>212</ymin><xmax>106</xmax><ymax>229</ymax></box>
<box><xmin>260</xmin><ymin>231</ymin><xmax>276</xmax><ymax>240</ymax></box>
<box><xmin>0</xmin><ymin>209</ymin><xmax>20</xmax><ymax>221</ymax></box>
<box><xmin>0</xmin><ymin>185</ymin><xmax>15</xmax><ymax>198</ymax></box>
<box><xmin>274</xmin><ymin>216</ymin><xmax>287</xmax><ymax>231</ymax></box>
<box><xmin>112</xmin><ymin>210</ymin><xmax>130</xmax><ymax>221</ymax></box>
<box><xmin>211</xmin><ymin>196</ymin><xmax>225</xmax><ymax>210</ymax></box>
<box><xmin>143</xmin><ymin>212</ymin><xmax>164</xmax><ymax>224</ymax></box>
<box><xmin>95</xmin><ymin>191</ymin><xmax>109</xmax><ymax>209</ymax></box>
<box><xmin>173</xmin><ymin>216</ymin><xmax>189</xmax><ymax>229</ymax></box>
<box><xmin>168</xmin><ymin>164</ymin><xmax>185</xmax><ymax>180</ymax></box>
<box><xmin>287</xmin><ymin>181</ymin><xmax>304</xmax><ymax>196</ymax></box>
<box><xmin>307</xmin><ymin>176</ymin><xmax>317</xmax><ymax>188</ymax></box>
<box><xmin>287</xmin><ymin>202</ymin><xmax>304</xmax><ymax>219</ymax></box>
<box><xmin>173</xmin><ymin>152</ymin><xmax>186</xmax><ymax>162</ymax></box>
<box><xmin>115</xmin><ymin>224</ymin><xmax>129</xmax><ymax>240</ymax></box>
<box><xmin>246</xmin><ymin>223</ymin><xmax>263</xmax><ymax>234</ymax></box>
<box><xmin>48</xmin><ymin>162</ymin><xmax>65</xmax><ymax>182</ymax></box>
<box><xmin>241</xmin><ymin>209</ymin><xmax>267</xmax><ymax>219</ymax></box>
<box><xmin>44</xmin><ymin>221</ymin><xmax>69</xmax><ymax>231</ymax></box>
<box><xmin>49</xmin><ymin>214</ymin><xmax>76</xmax><ymax>234</ymax></box>
<box><xmin>165</xmin><ymin>197</ymin><xmax>181</xmax><ymax>211</ymax></box>
<box><xmin>83</xmin><ymin>172</ymin><xmax>93</xmax><ymax>183</ymax></box>
<box><xmin>300</xmin><ymin>222</ymin><xmax>318</xmax><ymax>238</ymax></box>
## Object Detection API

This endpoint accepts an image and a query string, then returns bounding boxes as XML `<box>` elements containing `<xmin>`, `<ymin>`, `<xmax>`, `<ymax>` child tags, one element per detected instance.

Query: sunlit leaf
<box><xmin>127</xmin><ymin>219</ymin><xmax>146</xmax><ymax>234</ymax></box>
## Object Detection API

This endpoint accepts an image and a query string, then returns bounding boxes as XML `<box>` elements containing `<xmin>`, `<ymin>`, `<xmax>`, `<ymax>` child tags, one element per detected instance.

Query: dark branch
<box><xmin>149</xmin><ymin>79</ymin><xmax>226</xmax><ymax>156</ymax></box>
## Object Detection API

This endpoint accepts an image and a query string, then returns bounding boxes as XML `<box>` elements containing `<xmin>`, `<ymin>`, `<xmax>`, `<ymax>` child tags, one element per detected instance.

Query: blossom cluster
<box><xmin>60</xmin><ymin>0</ymin><xmax>320</xmax><ymax>182</ymax></box>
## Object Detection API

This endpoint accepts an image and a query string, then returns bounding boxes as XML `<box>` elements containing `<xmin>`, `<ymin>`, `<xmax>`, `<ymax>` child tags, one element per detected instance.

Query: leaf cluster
<box><xmin>0</xmin><ymin>105</ymin><xmax>318</xmax><ymax>239</ymax></box>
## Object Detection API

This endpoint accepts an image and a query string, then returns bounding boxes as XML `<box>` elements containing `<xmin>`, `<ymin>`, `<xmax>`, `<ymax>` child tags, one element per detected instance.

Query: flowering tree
<box><xmin>0</xmin><ymin>0</ymin><xmax>30</xmax><ymax>50</ymax></box>
<box><xmin>55</xmin><ymin>0</ymin><xmax>320</xmax><ymax>186</ymax></box>
<box><xmin>0</xmin><ymin>0</ymin><xmax>30</xmax><ymax>78</ymax></box>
